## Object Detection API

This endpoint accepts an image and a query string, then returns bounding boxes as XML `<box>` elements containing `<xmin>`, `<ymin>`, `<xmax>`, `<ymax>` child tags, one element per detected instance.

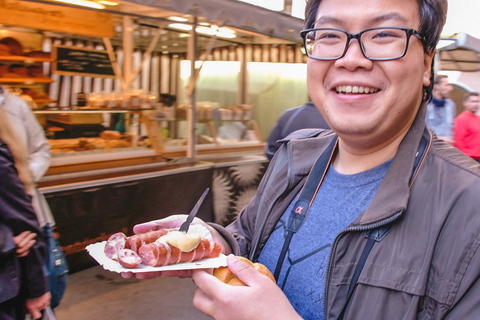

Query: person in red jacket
<box><xmin>454</xmin><ymin>92</ymin><xmax>480</xmax><ymax>161</ymax></box>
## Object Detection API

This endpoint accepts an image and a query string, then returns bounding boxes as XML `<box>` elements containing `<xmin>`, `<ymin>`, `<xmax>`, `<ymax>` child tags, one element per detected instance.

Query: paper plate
<box><xmin>86</xmin><ymin>225</ymin><xmax>227</xmax><ymax>273</ymax></box>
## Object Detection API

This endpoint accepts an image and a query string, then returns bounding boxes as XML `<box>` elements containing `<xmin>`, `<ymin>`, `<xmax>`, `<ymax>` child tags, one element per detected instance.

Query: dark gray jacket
<box><xmin>265</xmin><ymin>102</ymin><xmax>330</xmax><ymax>160</ymax></box>
<box><xmin>213</xmin><ymin>104</ymin><xmax>480</xmax><ymax>319</ymax></box>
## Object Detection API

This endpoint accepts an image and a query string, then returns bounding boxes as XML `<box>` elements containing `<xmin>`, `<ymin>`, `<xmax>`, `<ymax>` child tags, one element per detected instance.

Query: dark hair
<box><xmin>464</xmin><ymin>92</ymin><xmax>480</xmax><ymax>101</ymax></box>
<box><xmin>304</xmin><ymin>0</ymin><xmax>448</xmax><ymax>101</ymax></box>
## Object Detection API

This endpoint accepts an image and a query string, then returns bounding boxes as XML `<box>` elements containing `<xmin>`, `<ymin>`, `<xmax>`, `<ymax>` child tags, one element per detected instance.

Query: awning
<box><xmin>120</xmin><ymin>0</ymin><xmax>305</xmax><ymax>43</ymax></box>
<box><xmin>437</xmin><ymin>32</ymin><xmax>480</xmax><ymax>72</ymax></box>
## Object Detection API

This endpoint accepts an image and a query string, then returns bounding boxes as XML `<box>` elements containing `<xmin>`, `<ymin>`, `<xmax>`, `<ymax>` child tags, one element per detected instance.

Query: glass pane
<box><xmin>179</xmin><ymin>60</ymin><xmax>241</xmax><ymax>107</ymax></box>
<box><xmin>247</xmin><ymin>62</ymin><xmax>308</xmax><ymax>139</ymax></box>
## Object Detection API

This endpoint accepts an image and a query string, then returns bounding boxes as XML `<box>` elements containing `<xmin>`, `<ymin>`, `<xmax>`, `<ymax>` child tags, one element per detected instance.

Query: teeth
<box><xmin>336</xmin><ymin>85</ymin><xmax>378</xmax><ymax>94</ymax></box>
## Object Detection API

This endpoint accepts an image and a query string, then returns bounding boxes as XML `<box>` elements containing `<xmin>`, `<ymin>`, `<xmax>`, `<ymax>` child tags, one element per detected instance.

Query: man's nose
<box><xmin>335</xmin><ymin>38</ymin><xmax>372</xmax><ymax>69</ymax></box>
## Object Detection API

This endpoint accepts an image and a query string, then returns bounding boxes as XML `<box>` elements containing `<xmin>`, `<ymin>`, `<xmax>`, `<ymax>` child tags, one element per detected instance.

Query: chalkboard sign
<box><xmin>53</xmin><ymin>45</ymin><xmax>115</xmax><ymax>78</ymax></box>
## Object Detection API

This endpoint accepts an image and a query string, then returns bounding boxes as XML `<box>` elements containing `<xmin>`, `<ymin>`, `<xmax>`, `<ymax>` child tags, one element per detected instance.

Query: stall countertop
<box><xmin>39</xmin><ymin>151</ymin><xmax>268</xmax><ymax>194</ymax></box>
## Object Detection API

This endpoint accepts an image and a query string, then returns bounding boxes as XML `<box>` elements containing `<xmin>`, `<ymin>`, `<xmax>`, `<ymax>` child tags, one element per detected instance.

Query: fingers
<box><xmin>193</xmin><ymin>287</ymin><xmax>215</xmax><ymax>318</ymax></box>
<box><xmin>192</xmin><ymin>268</ymin><xmax>232</xmax><ymax>300</ymax></box>
<box><xmin>134</xmin><ymin>270</ymin><xmax>193</xmax><ymax>279</ymax></box>
<box><xmin>30</xmin><ymin>309</ymin><xmax>42</xmax><ymax>320</ymax></box>
<box><xmin>225</xmin><ymin>255</ymin><xmax>260</xmax><ymax>287</ymax></box>
<box><xmin>25</xmin><ymin>292</ymin><xmax>51</xmax><ymax>320</ymax></box>
<box><xmin>135</xmin><ymin>271</ymin><xmax>164</xmax><ymax>279</ymax></box>
<box><xmin>121</xmin><ymin>271</ymin><xmax>135</xmax><ymax>279</ymax></box>
<box><xmin>160</xmin><ymin>270</ymin><xmax>194</xmax><ymax>278</ymax></box>
<box><xmin>133</xmin><ymin>215</ymin><xmax>186</xmax><ymax>234</ymax></box>
<box><xmin>13</xmin><ymin>231</ymin><xmax>36</xmax><ymax>246</ymax></box>
<box><xmin>14</xmin><ymin>231</ymin><xmax>37</xmax><ymax>257</ymax></box>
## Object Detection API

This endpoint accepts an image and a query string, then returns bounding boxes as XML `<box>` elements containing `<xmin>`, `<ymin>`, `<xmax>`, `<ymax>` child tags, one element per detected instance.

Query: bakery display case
<box><xmin>154</xmin><ymin>102</ymin><xmax>262</xmax><ymax>153</ymax></box>
<box><xmin>35</xmin><ymin>99</ymin><xmax>264</xmax><ymax>178</ymax></box>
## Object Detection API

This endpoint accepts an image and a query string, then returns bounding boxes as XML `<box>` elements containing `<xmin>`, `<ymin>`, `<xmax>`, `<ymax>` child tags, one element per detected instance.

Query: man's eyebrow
<box><xmin>314</xmin><ymin>12</ymin><xmax>409</xmax><ymax>27</ymax></box>
<box><xmin>370</xmin><ymin>13</ymin><xmax>409</xmax><ymax>24</ymax></box>
<box><xmin>314</xmin><ymin>16</ymin><xmax>343</xmax><ymax>27</ymax></box>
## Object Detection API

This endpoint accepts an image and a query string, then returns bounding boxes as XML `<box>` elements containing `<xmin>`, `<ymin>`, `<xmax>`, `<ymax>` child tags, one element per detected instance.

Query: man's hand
<box><xmin>192</xmin><ymin>255</ymin><xmax>302</xmax><ymax>320</ymax></box>
<box><xmin>13</xmin><ymin>231</ymin><xmax>37</xmax><ymax>257</ymax></box>
<box><xmin>25</xmin><ymin>292</ymin><xmax>51</xmax><ymax>320</ymax></box>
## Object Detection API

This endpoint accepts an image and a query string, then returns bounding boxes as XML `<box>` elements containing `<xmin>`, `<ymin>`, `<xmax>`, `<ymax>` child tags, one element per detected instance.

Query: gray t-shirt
<box><xmin>258</xmin><ymin>160</ymin><xmax>391</xmax><ymax>319</ymax></box>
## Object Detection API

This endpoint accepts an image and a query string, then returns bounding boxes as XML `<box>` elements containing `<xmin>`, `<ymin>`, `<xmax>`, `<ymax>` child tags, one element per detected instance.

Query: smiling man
<box><xmin>127</xmin><ymin>0</ymin><xmax>480</xmax><ymax>319</ymax></box>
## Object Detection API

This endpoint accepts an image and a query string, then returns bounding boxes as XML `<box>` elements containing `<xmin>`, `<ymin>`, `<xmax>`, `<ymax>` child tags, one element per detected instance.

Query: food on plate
<box><xmin>139</xmin><ymin>235</ymin><xmax>222</xmax><ymax>267</ymax></box>
<box><xmin>104</xmin><ymin>229</ymin><xmax>223</xmax><ymax>269</ymax></box>
<box><xmin>125</xmin><ymin>229</ymin><xmax>169</xmax><ymax>252</ymax></box>
<box><xmin>104</xmin><ymin>232</ymin><xmax>128</xmax><ymax>259</ymax></box>
<box><xmin>118</xmin><ymin>249</ymin><xmax>143</xmax><ymax>268</ymax></box>
<box><xmin>213</xmin><ymin>256</ymin><xmax>276</xmax><ymax>286</ymax></box>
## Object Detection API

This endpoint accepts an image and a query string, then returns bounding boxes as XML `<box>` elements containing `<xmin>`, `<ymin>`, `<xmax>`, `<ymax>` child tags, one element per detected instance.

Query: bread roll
<box><xmin>213</xmin><ymin>256</ymin><xmax>276</xmax><ymax>286</ymax></box>
<box><xmin>100</xmin><ymin>130</ymin><xmax>121</xmax><ymax>140</ymax></box>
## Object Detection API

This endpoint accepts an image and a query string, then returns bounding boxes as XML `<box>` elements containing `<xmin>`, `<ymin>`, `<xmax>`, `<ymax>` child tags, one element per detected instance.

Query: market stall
<box><xmin>1</xmin><ymin>0</ymin><xmax>306</xmax><ymax>270</ymax></box>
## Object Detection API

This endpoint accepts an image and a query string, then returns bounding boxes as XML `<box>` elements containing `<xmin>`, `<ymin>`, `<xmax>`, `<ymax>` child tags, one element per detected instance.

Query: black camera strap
<box><xmin>273</xmin><ymin>136</ymin><xmax>338</xmax><ymax>280</ymax></box>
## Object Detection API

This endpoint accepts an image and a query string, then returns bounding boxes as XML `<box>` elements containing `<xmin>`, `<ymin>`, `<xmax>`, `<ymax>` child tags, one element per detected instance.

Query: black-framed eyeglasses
<box><xmin>300</xmin><ymin>27</ymin><xmax>420</xmax><ymax>61</ymax></box>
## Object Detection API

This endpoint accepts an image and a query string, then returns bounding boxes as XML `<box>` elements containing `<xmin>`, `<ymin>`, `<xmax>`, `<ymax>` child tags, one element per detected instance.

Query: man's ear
<box><xmin>423</xmin><ymin>52</ymin><xmax>434</xmax><ymax>87</ymax></box>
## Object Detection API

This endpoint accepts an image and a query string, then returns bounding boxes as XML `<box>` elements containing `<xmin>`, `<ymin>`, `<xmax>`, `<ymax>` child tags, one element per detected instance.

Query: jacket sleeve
<box><xmin>207</xmin><ymin>185</ymin><xmax>267</xmax><ymax>257</ymax></box>
<box><xmin>21</xmin><ymin>101</ymin><xmax>51</xmax><ymax>183</ymax></box>
<box><xmin>444</xmin><ymin>252</ymin><xmax>480</xmax><ymax>319</ymax></box>
<box><xmin>0</xmin><ymin>143</ymin><xmax>48</xmax><ymax>299</ymax></box>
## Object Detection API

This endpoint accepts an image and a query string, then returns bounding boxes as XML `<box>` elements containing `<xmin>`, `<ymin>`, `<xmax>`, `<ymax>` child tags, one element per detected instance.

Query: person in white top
<box><xmin>0</xmin><ymin>86</ymin><xmax>53</xmax><ymax>227</ymax></box>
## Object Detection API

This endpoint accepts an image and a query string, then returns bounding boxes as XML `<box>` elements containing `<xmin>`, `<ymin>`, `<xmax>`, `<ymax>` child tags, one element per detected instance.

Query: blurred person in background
<box><xmin>454</xmin><ymin>92</ymin><xmax>480</xmax><ymax>162</ymax></box>
<box><xmin>265</xmin><ymin>99</ymin><xmax>330</xmax><ymax>160</ymax></box>
<box><xmin>0</xmin><ymin>105</ymin><xmax>50</xmax><ymax>319</ymax></box>
<box><xmin>426</xmin><ymin>74</ymin><xmax>456</xmax><ymax>143</ymax></box>
<box><xmin>0</xmin><ymin>86</ymin><xmax>53</xmax><ymax>229</ymax></box>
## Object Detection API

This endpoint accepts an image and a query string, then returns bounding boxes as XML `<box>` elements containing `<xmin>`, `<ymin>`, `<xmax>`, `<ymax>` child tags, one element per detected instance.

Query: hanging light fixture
<box><xmin>52</xmin><ymin>0</ymin><xmax>106</xmax><ymax>9</ymax></box>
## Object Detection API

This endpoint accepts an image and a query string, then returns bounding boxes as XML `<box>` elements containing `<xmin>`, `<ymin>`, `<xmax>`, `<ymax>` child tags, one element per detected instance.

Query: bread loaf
<box><xmin>213</xmin><ymin>256</ymin><xmax>276</xmax><ymax>286</ymax></box>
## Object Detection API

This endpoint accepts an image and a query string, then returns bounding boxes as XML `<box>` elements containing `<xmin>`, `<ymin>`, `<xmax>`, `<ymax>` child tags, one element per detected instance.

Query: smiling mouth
<box><xmin>335</xmin><ymin>85</ymin><xmax>379</xmax><ymax>94</ymax></box>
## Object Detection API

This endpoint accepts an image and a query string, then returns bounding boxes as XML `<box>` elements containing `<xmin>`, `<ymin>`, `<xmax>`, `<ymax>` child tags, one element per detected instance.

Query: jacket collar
<box><xmin>359</xmin><ymin>102</ymin><xmax>430</xmax><ymax>225</ymax></box>
<box><xmin>286</xmin><ymin>102</ymin><xmax>430</xmax><ymax>227</ymax></box>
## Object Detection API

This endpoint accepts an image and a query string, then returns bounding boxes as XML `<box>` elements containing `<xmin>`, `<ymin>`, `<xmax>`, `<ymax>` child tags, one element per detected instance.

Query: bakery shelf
<box><xmin>0</xmin><ymin>55</ymin><xmax>53</xmax><ymax>63</ymax></box>
<box><xmin>0</xmin><ymin>77</ymin><xmax>54</xmax><ymax>84</ymax></box>
<box><xmin>33</xmin><ymin>99</ymin><xmax>57</xmax><ymax>104</ymax></box>
<box><xmin>33</xmin><ymin>108</ymin><xmax>153</xmax><ymax>114</ymax></box>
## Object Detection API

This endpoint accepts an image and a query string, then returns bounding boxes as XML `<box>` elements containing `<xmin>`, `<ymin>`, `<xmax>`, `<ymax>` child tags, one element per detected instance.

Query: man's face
<box><xmin>307</xmin><ymin>0</ymin><xmax>433</xmax><ymax>148</ymax></box>
<box><xmin>435</xmin><ymin>77</ymin><xmax>453</xmax><ymax>98</ymax></box>
<box><xmin>464</xmin><ymin>95</ymin><xmax>480</xmax><ymax>113</ymax></box>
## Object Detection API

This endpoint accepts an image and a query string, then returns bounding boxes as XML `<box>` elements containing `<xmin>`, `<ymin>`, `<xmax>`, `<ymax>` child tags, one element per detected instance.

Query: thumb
<box><xmin>30</xmin><ymin>309</ymin><xmax>41</xmax><ymax>320</ymax></box>
<box><xmin>227</xmin><ymin>255</ymin><xmax>262</xmax><ymax>287</ymax></box>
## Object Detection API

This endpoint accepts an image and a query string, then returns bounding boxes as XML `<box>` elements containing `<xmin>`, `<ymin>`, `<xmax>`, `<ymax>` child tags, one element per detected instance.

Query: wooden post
<box><xmin>123</xmin><ymin>16</ymin><xmax>134</xmax><ymax>91</ymax></box>
<box><xmin>186</xmin><ymin>16</ymin><xmax>198</xmax><ymax>160</ymax></box>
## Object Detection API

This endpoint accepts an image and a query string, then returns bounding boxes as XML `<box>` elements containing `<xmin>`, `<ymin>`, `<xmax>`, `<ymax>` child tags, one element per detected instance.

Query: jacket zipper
<box><xmin>323</xmin><ymin>211</ymin><xmax>404</xmax><ymax>319</ymax></box>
